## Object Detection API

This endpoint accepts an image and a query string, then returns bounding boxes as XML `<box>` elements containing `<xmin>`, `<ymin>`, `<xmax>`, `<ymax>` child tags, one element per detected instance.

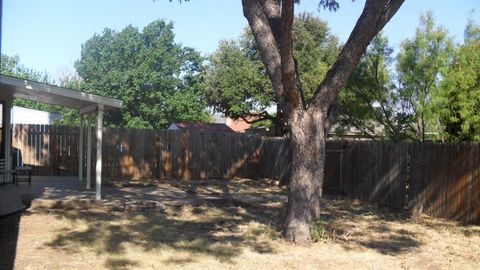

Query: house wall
<box><xmin>12</xmin><ymin>106</ymin><xmax>63</xmax><ymax>125</ymax></box>
<box><xmin>226</xmin><ymin>117</ymin><xmax>251</xmax><ymax>133</ymax></box>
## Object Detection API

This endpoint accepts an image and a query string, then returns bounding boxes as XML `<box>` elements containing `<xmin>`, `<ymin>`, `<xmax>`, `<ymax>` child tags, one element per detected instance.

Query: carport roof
<box><xmin>0</xmin><ymin>74</ymin><xmax>122</xmax><ymax>111</ymax></box>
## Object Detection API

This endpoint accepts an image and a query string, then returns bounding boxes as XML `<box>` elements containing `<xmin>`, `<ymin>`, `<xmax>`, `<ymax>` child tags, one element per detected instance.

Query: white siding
<box><xmin>12</xmin><ymin>106</ymin><xmax>63</xmax><ymax>125</ymax></box>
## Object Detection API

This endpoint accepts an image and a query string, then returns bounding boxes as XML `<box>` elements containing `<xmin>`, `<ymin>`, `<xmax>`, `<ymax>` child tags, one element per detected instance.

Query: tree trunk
<box><xmin>284</xmin><ymin>109</ymin><xmax>325</xmax><ymax>243</ymax></box>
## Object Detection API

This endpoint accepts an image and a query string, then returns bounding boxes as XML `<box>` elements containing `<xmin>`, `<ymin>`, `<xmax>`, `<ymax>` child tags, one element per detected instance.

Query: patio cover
<box><xmin>0</xmin><ymin>74</ymin><xmax>123</xmax><ymax>200</ymax></box>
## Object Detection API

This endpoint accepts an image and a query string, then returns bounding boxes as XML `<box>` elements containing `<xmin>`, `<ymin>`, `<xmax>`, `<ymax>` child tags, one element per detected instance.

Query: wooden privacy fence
<box><xmin>260</xmin><ymin>139</ymin><xmax>408</xmax><ymax>210</ymax></box>
<box><xmin>260</xmin><ymin>138</ymin><xmax>479</xmax><ymax>223</ymax></box>
<box><xmin>12</xmin><ymin>124</ymin><xmax>263</xmax><ymax>180</ymax></box>
<box><xmin>12</xmin><ymin>124</ymin><xmax>80</xmax><ymax>176</ymax></box>
<box><xmin>409</xmin><ymin>142</ymin><xmax>480</xmax><ymax>223</ymax></box>
<box><xmin>11</xmin><ymin>124</ymin><xmax>480</xmax><ymax>223</ymax></box>
<box><xmin>101</xmin><ymin>128</ymin><xmax>263</xmax><ymax>180</ymax></box>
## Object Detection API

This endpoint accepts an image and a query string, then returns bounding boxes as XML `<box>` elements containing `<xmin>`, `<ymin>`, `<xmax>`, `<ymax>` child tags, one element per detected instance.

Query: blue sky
<box><xmin>2</xmin><ymin>0</ymin><xmax>478</xmax><ymax>80</ymax></box>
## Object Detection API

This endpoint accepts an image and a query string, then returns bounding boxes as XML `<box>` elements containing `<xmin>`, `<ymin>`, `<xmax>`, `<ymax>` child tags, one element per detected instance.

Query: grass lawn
<box><xmin>1</xmin><ymin>178</ymin><xmax>479</xmax><ymax>270</ymax></box>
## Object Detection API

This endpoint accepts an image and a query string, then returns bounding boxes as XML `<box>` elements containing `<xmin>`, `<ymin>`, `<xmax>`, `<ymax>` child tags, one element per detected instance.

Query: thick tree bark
<box><xmin>284</xmin><ymin>109</ymin><xmax>326</xmax><ymax>243</ymax></box>
<box><xmin>242</xmin><ymin>0</ymin><xmax>405</xmax><ymax>243</ymax></box>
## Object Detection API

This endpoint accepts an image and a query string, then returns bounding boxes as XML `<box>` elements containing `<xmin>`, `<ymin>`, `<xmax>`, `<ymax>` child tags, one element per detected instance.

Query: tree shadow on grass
<box><xmin>45</xmin><ymin>198</ymin><xmax>284</xmax><ymax>269</ymax></box>
<box><xmin>319</xmin><ymin>196</ymin><xmax>422</xmax><ymax>255</ymax></box>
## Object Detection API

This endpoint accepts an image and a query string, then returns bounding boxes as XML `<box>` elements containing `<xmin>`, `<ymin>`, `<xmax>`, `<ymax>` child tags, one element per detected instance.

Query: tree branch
<box><xmin>242</xmin><ymin>0</ymin><xmax>285</xmax><ymax>110</ymax></box>
<box><xmin>238</xmin><ymin>111</ymin><xmax>275</xmax><ymax>124</ymax></box>
<box><xmin>294</xmin><ymin>57</ymin><xmax>307</xmax><ymax>110</ymax></box>
<box><xmin>310</xmin><ymin>0</ymin><xmax>405</xmax><ymax>122</ymax></box>
<box><xmin>280</xmin><ymin>0</ymin><xmax>303</xmax><ymax>115</ymax></box>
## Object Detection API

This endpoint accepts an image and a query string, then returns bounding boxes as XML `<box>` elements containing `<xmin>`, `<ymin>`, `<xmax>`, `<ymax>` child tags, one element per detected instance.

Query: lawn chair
<box><xmin>0</xmin><ymin>158</ymin><xmax>16</xmax><ymax>185</ymax></box>
<box><xmin>12</xmin><ymin>149</ymin><xmax>32</xmax><ymax>187</ymax></box>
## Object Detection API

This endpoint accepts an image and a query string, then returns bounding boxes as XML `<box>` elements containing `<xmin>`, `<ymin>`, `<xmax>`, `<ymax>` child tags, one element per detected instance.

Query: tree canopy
<box><xmin>75</xmin><ymin>20</ymin><xmax>211</xmax><ymax>128</ymax></box>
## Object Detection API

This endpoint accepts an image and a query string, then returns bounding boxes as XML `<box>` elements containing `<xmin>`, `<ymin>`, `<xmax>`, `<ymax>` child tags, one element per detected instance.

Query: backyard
<box><xmin>1</xmin><ymin>178</ymin><xmax>479</xmax><ymax>270</ymax></box>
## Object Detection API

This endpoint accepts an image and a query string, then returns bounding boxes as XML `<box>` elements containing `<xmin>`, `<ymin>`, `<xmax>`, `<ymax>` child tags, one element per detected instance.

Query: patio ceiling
<box><xmin>0</xmin><ymin>74</ymin><xmax>122</xmax><ymax>111</ymax></box>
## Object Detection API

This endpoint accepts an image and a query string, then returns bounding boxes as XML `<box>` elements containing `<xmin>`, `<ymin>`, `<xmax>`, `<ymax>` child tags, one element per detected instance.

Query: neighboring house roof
<box><xmin>168</xmin><ymin>121</ymin><xmax>236</xmax><ymax>134</ymax></box>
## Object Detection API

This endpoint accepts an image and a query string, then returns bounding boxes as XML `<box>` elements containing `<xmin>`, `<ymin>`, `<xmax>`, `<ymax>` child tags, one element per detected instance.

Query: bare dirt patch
<box><xmin>1</xmin><ymin>178</ymin><xmax>479</xmax><ymax>270</ymax></box>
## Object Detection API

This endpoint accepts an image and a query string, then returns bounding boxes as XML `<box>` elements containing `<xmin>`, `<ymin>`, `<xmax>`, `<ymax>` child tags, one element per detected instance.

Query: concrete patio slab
<box><xmin>20</xmin><ymin>176</ymin><xmax>268</xmax><ymax>211</ymax></box>
<box><xmin>20</xmin><ymin>176</ymin><xmax>197</xmax><ymax>210</ymax></box>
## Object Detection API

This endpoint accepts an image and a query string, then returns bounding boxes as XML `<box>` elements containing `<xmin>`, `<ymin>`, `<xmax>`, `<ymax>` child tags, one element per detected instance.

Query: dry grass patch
<box><xmin>1</xmin><ymin>179</ymin><xmax>479</xmax><ymax>270</ymax></box>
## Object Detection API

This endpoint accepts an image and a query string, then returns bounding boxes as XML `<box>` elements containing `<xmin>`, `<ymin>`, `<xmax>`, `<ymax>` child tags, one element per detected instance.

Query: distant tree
<box><xmin>204</xmin><ymin>13</ymin><xmax>340</xmax><ymax>135</ymax></box>
<box><xmin>396</xmin><ymin>12</ymin><xmax>455</xmax><ymax>141</ymax></box>
<box><xmin>336</xmin><ymin>34</ymin><xmax>413</xmax><ymax>140</ymax></box>
<box><xmin>435</xmin><ymin>19</ymin><xmax>480</xmax><ymax>141</ymax></box>
<box><xmin>75</xmin><ymin>20</ymin><xmax>211</xmax><ymax>128</ymax></box>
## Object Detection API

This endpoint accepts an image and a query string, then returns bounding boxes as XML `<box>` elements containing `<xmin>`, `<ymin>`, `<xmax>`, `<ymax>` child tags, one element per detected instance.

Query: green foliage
<box><xmin>464</xmin><ymin>17</ymin><xmax>480</xmax><ymax>43</ymax></box>
<box><xmin>337</xmin><ymin>34</ymin><xmax>413</xmax><ymax>140</ymax></box>
<box><xmin>310</xmin><ymin>219</ymin><xmax>328</xmax><ymax>242</ymax></box>
<box><xmin>435</xmin><ymin>25</ymin><xmax>480</xmax><ymax>141</ymax></box>
<box><xmin>293</xmin><ymin>13</ymin><xmax>340</xmax><ymax>102</ymax></box>
<box><xmin>75</xmin><ymin>20</ymin><xmax>210</xmax><ymax>128</ymax></box>
<box><xmin>396</xmin><ymin>12</ymin><xmax>455</xmax><ymax>141</ymax></box>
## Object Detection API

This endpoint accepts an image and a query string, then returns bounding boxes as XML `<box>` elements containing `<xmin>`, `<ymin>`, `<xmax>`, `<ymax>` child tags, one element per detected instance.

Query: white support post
<box><xmin>86</xmin><ymin>113</ymin><xmax>93</xmax><ymax>189</ymax></box>
<box><xmin>95</xmin><ymin>105</ymin><xmax>104</xmax><ymax>200</ymax></box>
<box><xmin>78</xmin><ymin>113</ymin><xmax>84</xmax><ymax>181</ymax></box>
<box><xmin>4</xmin><ymin>94</ymin><xmax>13</xmax><ymax>182</ymax></box>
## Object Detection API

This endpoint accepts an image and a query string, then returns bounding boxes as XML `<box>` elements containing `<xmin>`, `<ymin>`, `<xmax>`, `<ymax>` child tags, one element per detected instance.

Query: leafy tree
<box><xmin>240</xmin><ymin>0</ymin><xmax>404</xmax><ymax>243</ymax></box>
<box><xmin>435</xmin><ymin>19</ymin><xmax>480</xmax><ymax>141</ymax></box>
<box><xmin>336</xmin><ymin>34</ymin><xmax>413</xmax><ymax>141</ymax></box>
<box><xmin>396</xmin><ymin>12</ymin><xmax>454</xmax><ymax>141</ymax></box>
<box><xmin>75</xmin><ymin>20</ymin><xmax>211</xmax><ymax>129</ymax></box>
<box><xmin>205</xmin><ymin>13</ymin><xmax>340</xmax><ymax>135</ymax></box>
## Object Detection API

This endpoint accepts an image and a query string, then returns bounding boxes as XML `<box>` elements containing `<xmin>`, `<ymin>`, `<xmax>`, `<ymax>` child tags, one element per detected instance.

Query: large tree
<box><xmin>241</xmin><ymin>0</ymin><xmax>404</xmax><ymax>243</ymax></box>
<box><xmin>75</xmin><ymin>20</ymin><xmax>211</xmax><ymax>128</ymax></box>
